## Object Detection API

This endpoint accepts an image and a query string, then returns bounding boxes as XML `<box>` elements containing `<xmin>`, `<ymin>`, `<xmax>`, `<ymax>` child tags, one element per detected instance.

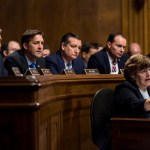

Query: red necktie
<box><xmin>112</xmin><ymin>60</ymin><xmax>117</xmax><ymax>72</ymax></box>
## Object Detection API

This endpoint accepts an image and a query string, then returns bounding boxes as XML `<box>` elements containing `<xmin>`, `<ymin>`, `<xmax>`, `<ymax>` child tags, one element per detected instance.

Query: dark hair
<box><xmin>1</xmin><ymin>42</ymin><xmax>8</xmax><ymax>57</ymax></box>
<box><xmin>107</xmin><ymin>32</ymin><xmax>126</xmax><ymax>43</ymax></box>
<box><xmin>44</xmin><ymin>44</ymin><xmax>49</xmax><ymax>49</ymax></box>
<box><xmin>21</xmin><ymin>29</ymin><xmax>44</xmax><ymax>50</ymax></box>
<box><xmin>59</xmin><ymin>32</ymin><xmax>81</xmax><ymax>50</ymax></box>
<box><xmin>81</xmin><ymin>42</ymin><xmax>100</xmax><ymax>53</ymax></box>
<box><xmin>124</xmin><ymin>54</ymin><xmax>150</xmax><ymax>83</ymax></box>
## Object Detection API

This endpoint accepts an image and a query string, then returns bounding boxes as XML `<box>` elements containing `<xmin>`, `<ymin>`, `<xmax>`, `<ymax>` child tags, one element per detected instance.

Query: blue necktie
<box><xmin>29</xmin><ymin>63</ymin><xmax>36</xmax><ymax>68</ymax></box>
<box><xmin>67</xmin><ymin>62</ymin><xmax>72</xmax><ymax>69</ymax></box>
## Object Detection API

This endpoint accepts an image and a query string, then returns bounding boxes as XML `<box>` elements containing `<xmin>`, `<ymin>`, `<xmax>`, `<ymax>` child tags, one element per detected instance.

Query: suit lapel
<box><xmin>103</xmin><ymin>50</ymin><xmax>111</xmax><ymax>73</ymax></box>
<box><xmin>57</xmin><ymin>51</ymin><xmax>65</xmax><ymax>71</ymax></box>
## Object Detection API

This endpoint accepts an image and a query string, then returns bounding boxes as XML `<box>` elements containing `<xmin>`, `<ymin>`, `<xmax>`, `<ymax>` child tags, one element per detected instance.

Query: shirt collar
<box><xmin>25</xmin><ymin>55</ymin><xmax>36</xmax><ymax>66</ymax></box>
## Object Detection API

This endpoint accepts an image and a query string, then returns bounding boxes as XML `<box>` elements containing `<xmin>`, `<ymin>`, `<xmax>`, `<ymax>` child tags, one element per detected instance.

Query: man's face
<box><xmin>107</xmin><ymin>35</ymin><xmax>127</xmax><ymax>59</ymax></box>
<box><xmin>7</xmin><ymin>41</ymin><xmax>21</xmax><ymax>55</ymax></box>
<box><xmin>42</xmin><ymin>49</ymin><xmax>50</xmax><ymax>58</ymax></box>
<box><xmin>82</xmin><ymin>48</ymin><xmax>99</xmax><ymax>62</ymax></box>
<box><xmin>130</xmin><ymin>43</ymin><xmax>142</xmax><ymax>55</ymax></box>
<box><xmin>24</xmin><ymin>34</ymin><xmax>44</xmax><ymax>59</ymax></box>
<box><xmin>61</xmin><ymin>37</ymin><xmax>81</xmax><ymax>61</ymax></box>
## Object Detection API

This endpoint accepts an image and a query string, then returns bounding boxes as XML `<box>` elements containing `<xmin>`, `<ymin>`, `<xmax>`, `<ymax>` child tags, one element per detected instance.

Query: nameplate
<box><xmin>84</xmin><ymin>69</ymin><xmax>99</xmax><ymax>74</ymax></box>
<box><xmin>38</xmin><ymin>68</ymin><xmax>52</xmax><ymax>75</ymax></box>
<box><xmin>11</xmin><ymin>67</ymin><xmax>23</xmax><ymax>76</ymax></box>
<box><xmin>25</xmin><ymin>68</ymin><xmax>40</xmax><ymax>76</ymax></box>
<box><xmin>61</xmin><ymin>69</ymin><xmax>76</xmax><ymax>75</ymax></box>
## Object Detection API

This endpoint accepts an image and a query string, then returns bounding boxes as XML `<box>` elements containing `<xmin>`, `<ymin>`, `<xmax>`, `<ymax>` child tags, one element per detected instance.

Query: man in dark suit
<box><xmin>0</xmin><ymin>28</ymin><xmax>8</xmax><ymax>76</ymax></box>
<box><xmin>45</xmin><ymin>32</ymin><xmax>84</xmax><ymax>74</ymax></box>
<box><xmin>0</xmin><ymin>54</ymin><xmax>7</xmax><ymax>76</ymax></box>
<box><xmin>0</xmin><ymin>28</ymin><xmax>2</xmax><ymax>49</ymax></box>
<box><xmin>88</xmin><ymin>32</ymin><xmax>129</xmax><ymax>74</ymax></box>
<box><xmin>4</xmin><ymin>29</ymin><xmax>46</xmax><ymax>75</ymax></box>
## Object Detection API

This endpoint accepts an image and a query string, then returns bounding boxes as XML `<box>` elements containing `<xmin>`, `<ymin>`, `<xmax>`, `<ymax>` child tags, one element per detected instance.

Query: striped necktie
<box><xmin>112</xmin><ymin>60</ymin><xmax>117</xmax><ymax>72</ymax></box>
<box><xmin>67</xmin><ymin>62</ymin><xmax>72</xmax><ymax>69</ymax></box>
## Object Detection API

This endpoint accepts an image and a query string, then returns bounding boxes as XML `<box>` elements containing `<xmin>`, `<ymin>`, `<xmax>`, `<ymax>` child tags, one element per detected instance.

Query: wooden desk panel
<box><xmin>0</xmin><ymin>74</ymin><xmax>124</xmax><ymax>150</ymax></box>
<box><xmin>111</xmin><ymin>118</ymin><xmax>150</xmax><ymax>150</ymax></box>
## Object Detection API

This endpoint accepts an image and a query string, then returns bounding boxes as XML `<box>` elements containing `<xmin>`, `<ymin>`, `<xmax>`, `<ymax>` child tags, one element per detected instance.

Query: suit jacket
<box><xmin>4</xmin><ymin>50</ymin><xmax>46</xmax><ymax>75</ymax></box>
<box><xmin>88</xmin><ymin>48</ymin><xmax>129</xmax><ymax>74</ymax></box>
<box><xmin>113</xmin><ymin>81</ymin><xmax>150</xmax><ymax>118</ymax></box>
<box><xmin>0</xmin><ymin>54</ymin><xmax>7</xmax><ymax>76</ymax></box>
<box><xmin>45</xmin><ymin>50</ymin><xmax>85</xmax><ymax>74</ymax></box>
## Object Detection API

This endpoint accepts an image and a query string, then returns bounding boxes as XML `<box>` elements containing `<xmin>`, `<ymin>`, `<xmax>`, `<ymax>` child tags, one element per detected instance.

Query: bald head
<box><xmin>128</xmin><ymin>42</ymin><xmax>142</xmax><ymax>56</ymax></box>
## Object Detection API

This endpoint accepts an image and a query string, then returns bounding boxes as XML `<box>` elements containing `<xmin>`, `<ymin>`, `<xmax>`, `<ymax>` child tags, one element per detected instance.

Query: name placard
<box><xmin>84</xmin><ymin>69</ymin><xmax>99</xmax><ymax>74</ymax></box>
<box><xmin>61</xmin><ymin>69</ymin><xmax>76</xmax><ymax>75</ymax></box>
<box><xmin>25</xmin><ymin>68</ymin><xmax>40</xmax><ymax>76</ymax></box>
<box><xmin>38</xmin><ymin>68</ymin><xmax>52</xmax><ymax>75</ymax></box>
<box><xmin>11</xmin><ymin>67</ymin><xmax>23</xmax><ymax>76</ymax></box>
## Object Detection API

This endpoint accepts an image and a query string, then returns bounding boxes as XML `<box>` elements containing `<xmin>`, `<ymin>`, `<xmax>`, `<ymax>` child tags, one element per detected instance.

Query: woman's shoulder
<box><xmin>115</xmin><ymin>81</ymin><xmax>138</xmax><ymax>91</ymax></box>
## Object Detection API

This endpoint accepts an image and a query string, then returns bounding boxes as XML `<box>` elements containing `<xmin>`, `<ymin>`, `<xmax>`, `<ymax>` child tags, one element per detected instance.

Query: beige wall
<box><xmin>0</xmin><ymin>0</ymin><xmax>121</xmax><ymax>53</ymax></box>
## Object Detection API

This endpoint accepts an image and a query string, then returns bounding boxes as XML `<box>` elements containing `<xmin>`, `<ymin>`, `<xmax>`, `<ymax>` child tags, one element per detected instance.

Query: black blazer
<box><xmin>88</xmin><ymin>48</ymin><xmax>128</xmax><ymax>74</ymax></box>
<box><xmin>45</xmin><ymin>50</ymin><xmax>85</xmax><ymax>74</ymax></box>
<box><xmin>4</xmin><ymin>50</ymin><xmax>46</xmax><ymax>75</ymax></box>
<box><xmin>113</xmin><ymin>81</ymin><xmax>150</xmax><ymax>118</ymax></box>
<box><xmin>0</xmin><ymin>54</ymin><xmax>7</xmax><ymax>76</ymax></box>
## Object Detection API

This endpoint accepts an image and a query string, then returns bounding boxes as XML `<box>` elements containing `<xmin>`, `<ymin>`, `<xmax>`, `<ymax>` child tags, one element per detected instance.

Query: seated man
<box><xmin>1</xmin><ymin>40</ymin><xmax>21</xmax><ymax>60</ymax></box>
<box><xmin>0</xmin><ymin>28</ymin><xmax>8</xmax><ymax>76</ymax></box>
<box><xmin>81</xmin><ymin>42</ymin><xmax>100</xmax><ymax>68</ymax></box>
<box><xmin>127</xmin><ymin>42</ymin><xmax>142</xmax><ymax>56</ymax></box>
<box><xmin>4</xmin><ymin>29</ymin><xmax>46</xmax><ymax>75</ymax></box>
<box><xmin>0</xmin><ymin>28</ymin><xmax>2</xmax><ymax>48</ymax></box>
<box><xmin>88</xmin><ymin>32</ymin><xmax>129</xmax><ymax>74</ymax></box>
<box><xmin>42</xmin><ymin>44</ymin><xmax>51</xmax><ymax>58</ymax></box>
<box><xmin>45</xmin><ymin>32</ymin><xmax>84</xmax><ymax>74</ymax></box>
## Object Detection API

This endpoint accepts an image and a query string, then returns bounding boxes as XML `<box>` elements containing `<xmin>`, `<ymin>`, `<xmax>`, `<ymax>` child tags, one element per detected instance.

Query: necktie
<box><xmin>67</xmin><ymin>62</ymin><xmax>72</xmax><ymax>69</ymax></box>
<box><xmin>29</xmin><ymin>63</ymin><xmax>36</xmax><ymax>68</ymax></box>
<box><xmin>112</xmin><ymin>60</ymin><xmax>117</xmax><ymax>72</ymax></box>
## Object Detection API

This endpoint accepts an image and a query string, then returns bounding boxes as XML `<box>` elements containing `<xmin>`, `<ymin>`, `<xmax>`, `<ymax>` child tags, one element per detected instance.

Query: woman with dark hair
<box><xmin>114</xmin><ymin>54</ymin><xmax>150</xmax><ymax>118</ymax></box>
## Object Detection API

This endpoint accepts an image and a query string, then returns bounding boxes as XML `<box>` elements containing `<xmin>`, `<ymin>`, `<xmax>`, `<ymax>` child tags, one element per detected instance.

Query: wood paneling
<box><xmin>2</xmin><ymin>0</ymin><xmax>150</xmax><ymax>55</ymax></box>
<box><xmin>0</xmin><ymin>0</ymin><xmax>121</xmax><ymax>52</ymax></box>
<box><xmin>0</xmin><ymin>74</ymin><xmax>125</xmax><ymax>150</ymax></box>
<box><xmin>122</xmin><ymin>0</ymin><xmax>150</xmax><ymax>55</ymax></box>
<box><xmin>111</xmin><ymin>117</ymin><xmax>150</xmax><ymax>150</ymax></box>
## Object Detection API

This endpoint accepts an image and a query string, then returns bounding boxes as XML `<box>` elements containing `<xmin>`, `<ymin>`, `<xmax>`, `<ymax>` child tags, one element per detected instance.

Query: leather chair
<box><xmin>91</xmin><ymin>88</ymin><xmax>114</xmax><ymax>150</ymax></box>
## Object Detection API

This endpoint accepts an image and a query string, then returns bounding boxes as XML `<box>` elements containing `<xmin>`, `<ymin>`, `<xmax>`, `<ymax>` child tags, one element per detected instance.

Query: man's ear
<box><xmin>61</xmin><ymin>43</ymin><xmax>65</xmax><ymax>51</ymax></box>
<box><xmin>3</xmin><ymin>50</ymin><xmax>8</xmax><ymax>57</ymax></box>
<box><xmin>107</xmin><ymin>42</ymin><xmax>111</xmax><ymax>49</ymax></box>
<box><xmin>82</xmin><ymin>52</ymin><xmax>86</xmax><ymax>59</ymax></box>
<box><xmin>23</xmin><ymin>43</ymin><xmax>28</xmax><ymax>50</ymax></box>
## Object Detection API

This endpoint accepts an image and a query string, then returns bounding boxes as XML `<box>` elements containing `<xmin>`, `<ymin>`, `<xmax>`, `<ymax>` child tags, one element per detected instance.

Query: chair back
<box><xmin>91</xmin><ymin>88</ymin><xmax>114</xmax><ymax>150</ymax></box>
